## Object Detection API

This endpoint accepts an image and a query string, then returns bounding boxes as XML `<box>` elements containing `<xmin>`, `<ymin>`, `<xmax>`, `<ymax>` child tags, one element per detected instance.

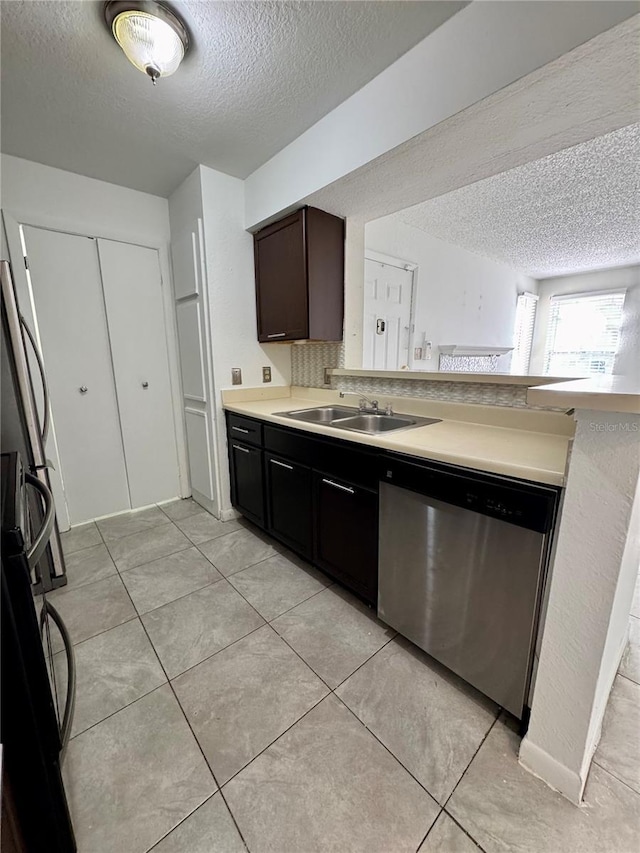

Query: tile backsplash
<box><xmin>290</xmin><ymin>342</ymin><xmax>345</xmax><ymax>387</ymax></box>
<box><xmin>290</xmin><ymin>343</ymin><xmax>563</xmax><ymax>410</ymax></box>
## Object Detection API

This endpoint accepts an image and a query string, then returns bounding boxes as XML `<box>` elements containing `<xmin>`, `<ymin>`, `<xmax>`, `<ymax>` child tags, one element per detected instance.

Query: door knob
<box><xmin>79</xmin><ymin>386</ymin><xmax>88</xmax><ymax>394</ymax></box>
<box><xmin>142</xmin><ymin>381</ymin><xmax>149</xmax><ymax>388</ymax></box>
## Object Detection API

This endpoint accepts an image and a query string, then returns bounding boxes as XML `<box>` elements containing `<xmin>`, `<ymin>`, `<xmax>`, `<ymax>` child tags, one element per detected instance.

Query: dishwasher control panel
<box><xmin>381</xmin><ymin>457</ymin><xmax>560</xmax><ymax>534</ymax></box>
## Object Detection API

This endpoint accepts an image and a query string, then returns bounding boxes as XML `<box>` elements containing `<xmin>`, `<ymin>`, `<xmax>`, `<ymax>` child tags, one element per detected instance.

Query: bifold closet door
<box><xmin>21</xmin><ymin>226</ymin><xmax>130</xmax><ymax>523</ymax></box>
<box><xmin>97</xmin><ymin>239</ymin><xmax>179</xmax><ymax>507</ymax></box>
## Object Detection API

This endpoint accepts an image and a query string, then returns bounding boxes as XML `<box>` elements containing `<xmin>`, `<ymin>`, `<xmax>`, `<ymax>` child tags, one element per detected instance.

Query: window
<box><xmin>511</xmin><ymin>292</ymin><xmax>538</xmax><ymax>374</ymax></box>
<box><xmin>543</xmin><ymin>290</ymin><xmax>626</xmax><ymax>376</ymax></box>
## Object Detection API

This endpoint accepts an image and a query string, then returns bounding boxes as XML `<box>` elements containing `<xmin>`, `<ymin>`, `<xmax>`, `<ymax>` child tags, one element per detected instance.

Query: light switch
<box><xmin>231</xmin><ymin>367</ymin><xmax>242</xmax><ymax>385</ymax></box>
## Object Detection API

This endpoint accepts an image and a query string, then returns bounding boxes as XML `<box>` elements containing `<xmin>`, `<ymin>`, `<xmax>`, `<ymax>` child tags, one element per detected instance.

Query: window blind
<box><xmin>511</xmin><ymin>292</ymin><xmax>538</xmax><ymax>374</ymax></box>
<box><xmin>543</xmin><ymin>290</ymin><xmax>626</xmax><ymax>376</ymax></box>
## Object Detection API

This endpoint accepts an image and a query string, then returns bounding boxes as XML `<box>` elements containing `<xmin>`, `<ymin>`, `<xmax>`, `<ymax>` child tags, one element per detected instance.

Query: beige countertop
<box><xmin>329</xmin><ymin>368</ymin><xmax>570</xmax><ymax>387</ymax></box>
<box><xmin>222</xmin><ymin>387</ymin><xmax>572</xmax><ymax>486</ymax></box>
<box><xmin>527</xmin><ymin>375</ymin><xmax>640</xmax><ymax>414</ymax></box>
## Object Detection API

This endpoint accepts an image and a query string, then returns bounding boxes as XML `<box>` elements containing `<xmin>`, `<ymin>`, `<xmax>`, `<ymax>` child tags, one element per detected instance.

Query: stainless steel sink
<box><xmin>276</xmin><ymin>406</ymin><xmax>441</xmax><ymax>434</ymax></box>
<box><xmin>331</xmin><ymin>414</ymin><xmax>420</xmax><ymax>433</ymax></box>
<box><xmin>278</xmin><ymin>405</ymin><xmax>357</xmax><ymax>423</ymax></box>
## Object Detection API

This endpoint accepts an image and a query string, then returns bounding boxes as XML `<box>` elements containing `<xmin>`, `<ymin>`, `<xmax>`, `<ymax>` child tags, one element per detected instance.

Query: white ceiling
<box><xmin>0</xmin><ymin>0</ymin><xmax>466</xmax><ymax>197</ymax></box>
<box><xmin>392</xmin><ymin>123</ymin><xmax>640</xmax><ymax>279</ymax></box>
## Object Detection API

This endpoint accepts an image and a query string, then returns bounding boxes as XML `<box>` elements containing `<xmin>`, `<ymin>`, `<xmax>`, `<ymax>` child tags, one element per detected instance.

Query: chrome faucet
<box><xmin>339</xmin><ymin>391</ymin><xmax>393</xmax><ymax>415</ymax></box>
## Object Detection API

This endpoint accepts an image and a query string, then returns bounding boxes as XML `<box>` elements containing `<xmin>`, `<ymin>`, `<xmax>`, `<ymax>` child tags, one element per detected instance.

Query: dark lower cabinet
<box><xmin>226</xmin><ymin>413</ymin><xmax>378</xmax><ymax>604</ymax></box>
<box><xmin>229</xmin><ymin>441</ymin><xmax>264</xmax><ymax>527</ymax></box>
<box><xmin>266</xmin><ymin>454</ymin><xmax>312</xmax><ymax>557</ymax></box>
<box><xmin>314</xmin><ymin>473</ymin><xmax>378</xmax><ymax>604</ymax></box>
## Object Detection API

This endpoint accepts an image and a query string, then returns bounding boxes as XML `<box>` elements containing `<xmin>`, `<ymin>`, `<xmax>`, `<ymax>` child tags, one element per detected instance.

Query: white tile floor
<box><xmin>51</xmin><ymin>500</ymin><xmax>640</xmax><ymax>853</ymax></box>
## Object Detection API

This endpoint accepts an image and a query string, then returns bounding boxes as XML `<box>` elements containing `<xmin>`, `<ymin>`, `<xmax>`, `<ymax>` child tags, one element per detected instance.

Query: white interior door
<box><xmin>98</xmin><ymin>239</ymin><xmax>180</xmax><ymax>508</ymax></box>
<box><xmin>22</xmin><ymin>226</ymin><xmax>130</xmax><ymax>523</ymax></box>
<box><xmin>363</xmin><ymin>258</ymin><xmax>413</xmax><ymax>369</ymax></box>
<box><xmin>171</xmin><ymin>221</ymin><xmax>219</xmax><ymax>516</ymax></box>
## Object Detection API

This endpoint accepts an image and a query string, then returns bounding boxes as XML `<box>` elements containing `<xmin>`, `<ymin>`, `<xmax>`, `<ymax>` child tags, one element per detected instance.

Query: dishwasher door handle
<box><xmin>322</xmin><ymin>478</ymin><xmax>354</xmax><ymax>495</ymax></box>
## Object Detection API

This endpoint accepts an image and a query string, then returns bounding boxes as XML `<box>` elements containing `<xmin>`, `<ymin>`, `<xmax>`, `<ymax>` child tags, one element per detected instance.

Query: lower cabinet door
<box><xmin>230</xmin><ymin>441</ymin><xmax>264</xmax><ymax>527</ymax></box>
<box><xmin>314</xmin><ymin>473</ymin><xmax>378</xmax><ymax>604</ymax></box>
<box><xmin>266</xmin><ymin>455</ymin><xmax>312</xmax><ymax>557</ymax></box>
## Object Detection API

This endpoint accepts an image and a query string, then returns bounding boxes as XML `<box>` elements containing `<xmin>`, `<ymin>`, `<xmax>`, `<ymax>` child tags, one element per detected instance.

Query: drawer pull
<box><xmin>267</xmin><ymin>332</ymin><xmax>286</xmax><ymax>339</ymax></box>
<box><xmin>233</xmin><ymin>444</ymin><xmax>251</xmax><ymax>453</ymax></box>
<box><xmin>322</xmin><ymin>478</ymin><xmax>354</xmax><ymax>495</ymax></box>
<box><xmin>271</xmin><ymin>459</ymin><xmax>293</xmax><ymax>471</ymax></box>
<box><xmin>232</xmin><ymin>426</ymin><xmax>250</xmax><ymax>434</ymax></box>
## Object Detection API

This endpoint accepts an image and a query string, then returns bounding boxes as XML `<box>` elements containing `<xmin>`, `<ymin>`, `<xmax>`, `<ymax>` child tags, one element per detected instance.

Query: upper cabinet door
<box><xmin>254</xmin><ymin>210</ymin><xmax>308</xmax><ymax>342</ymax></box>
<box><xmin>254</xmin><ymin>207</ymin><xmax>345</xmax><ymax>343</ymax></box>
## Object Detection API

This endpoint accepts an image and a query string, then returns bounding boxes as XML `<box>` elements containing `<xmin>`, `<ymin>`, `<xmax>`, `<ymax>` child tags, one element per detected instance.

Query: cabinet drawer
<box><xmin>263</xmin><ymin>425</ymin><xmax>378</xmax><ymax>490</ymax></box>
<box><xmin>227</xmin><ymin>414</ymin><xmax>263</xmax><ymax>447</ymax></box>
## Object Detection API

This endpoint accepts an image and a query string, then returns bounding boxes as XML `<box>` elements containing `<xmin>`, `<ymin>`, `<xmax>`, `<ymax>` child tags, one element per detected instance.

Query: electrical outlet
<box><xmin>413</xmin><ymin>347</ymin><xmax>423</xmax><ymax>360</ymax></box>
<box><xmin>231</xmin><ymin>367</ymin><xmax>242</xmax><ymax>385</ymax></box>
<box><xmin>262</xmin><ymin>366</ymin><xmax>272</xmax><ymax>383</ymax></box>
<box><xmin>323</xmin><ymin>368</ymin><xmax>331</xmax><ymax>386</ymax></box>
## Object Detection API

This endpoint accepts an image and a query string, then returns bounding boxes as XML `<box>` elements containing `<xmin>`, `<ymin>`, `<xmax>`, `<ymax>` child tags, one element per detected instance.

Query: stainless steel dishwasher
<box><xmin>378</xmin><ymin>456</ymin><xmax>560</xmax><ymax>720</ymax></box>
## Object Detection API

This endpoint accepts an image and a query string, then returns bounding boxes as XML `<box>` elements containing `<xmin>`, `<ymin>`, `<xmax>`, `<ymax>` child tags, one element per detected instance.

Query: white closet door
<box><xmin>98</xmin><ymin>239</ymin><xmax>179</xmax><ymax>508</ymax></box>
<box><xmin>22</xmin><ymin>226</ymin><xmax>130</xmax><ymax>523</ymax></box>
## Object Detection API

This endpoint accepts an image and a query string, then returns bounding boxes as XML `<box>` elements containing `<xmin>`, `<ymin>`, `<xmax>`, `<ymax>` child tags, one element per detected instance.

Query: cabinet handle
<box><xmin>322</xmin><ymin>478</ymin><xmax>354</xmax><ymax>495</ymax></box>
<box><xmin>271</xmin><ymin>459</ymin><xmax>293</xmax><ymax>471</ymax></box>
<box><xmin>232</xmin><ymin>426</ymin><xmax>250</xmax><ymax>434</ymax></box>
<box><xmin>267</xmin><ymin>332</ymin><xmax>286</xmax><ymax>339</ymax></box>
<box><xmin>233</xmin><ymin>444</ymin><xmax>251</xmax><ymax>453</ymax></box>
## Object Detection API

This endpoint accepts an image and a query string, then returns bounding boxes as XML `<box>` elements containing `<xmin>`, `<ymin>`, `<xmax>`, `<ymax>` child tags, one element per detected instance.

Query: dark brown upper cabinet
<box><xmin>254</xmin><ymin>206</ymin><xmax>345</xmax><ymax>343</ymax></box>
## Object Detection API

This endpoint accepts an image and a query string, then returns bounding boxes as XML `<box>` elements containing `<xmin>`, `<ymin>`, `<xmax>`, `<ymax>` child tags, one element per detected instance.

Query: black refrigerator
<box><xmin>1</xmin><ymin>259</ymin><xmax>76</xmax><ymax>851</ymax></box>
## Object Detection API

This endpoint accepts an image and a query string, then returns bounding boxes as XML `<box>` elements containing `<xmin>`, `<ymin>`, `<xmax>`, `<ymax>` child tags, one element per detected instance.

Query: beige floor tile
<box><xmin>594</xmin><ymin>674</ymin><xmax>640</xmax><ymax>793</ymax></box>
<box><xmin>173</xmin><ymin>625</ymin><xmax>328</xmax><ymax>784</ymax></box>
<box><xmin>448</xmin><ymin>718</ymin><xmax>640</xmax><ymax>853</ymax></box>
<box><xmin>142</xmin><ymin>581</ymin><xmax>264</xmax><ymax>678</ymax></box>
<box><xmin>47</xmin><ymin>574</ymin><xmax>136</xmax><ymax>648</ymax></box>
<box><xmin>418</xmin><ymin>812</ymin><xmax>480</xmax><ymax>853</ymax></box>
<box><xmin>63</xmin><ymin>685</ymin><xmax>215</xmax><ymax>853</ymax></box>
<box><xmin>62</xmin><ymin>542</ymin><xmax>116</xmax><ymax>591</ymax></box>
<box><xmin>151</xmin><ymin>794</ymin><xmax>245</xmax><ymax>853</ymax></box>
<box><xmin>54</xmin><ymin>619</ymin><xmax>165</xmax><ymax>736</ymax></box>
<box><xmin>108</xmin><ymin>523</ymin><xmax>191</xmax><ymax>572</ymax></box>
<box><xmin>224</xmin><ymin>695</ymin><xmax>439</xmax><ymax>853</ymax></box>
<box><xmin>175</xmin><ymin>511</ymin><xmax>242</xmax><ymax>545</ymax></box>
<box><xmin>198</xmin><ymin>527</ymin><xmax>280</xmax><ymax>577</ymax></box>
<box><xmin>97</xmin><ymin>506</ymin><xmax>171</xmax><ymax>542</ymax></box>
<box><xmin>228</xmin><ymin>550</ymin><xmax>330</xmax><ymax>621</ymax></box>
<box><xmin>60</xmin><ymin>522</ymin><xmax>101</xmax><ymax>555</ymax></box>
<box><xmin>121</xmin><ymin>547</ymin><xmax>222</xmax><ymax>614</ymax></box>
<box><xmin>337</xmin><ymin>637</ymin><xmax>498</xmax><ymax>803</ymax></box>
<box><xmin>271</xmin><ymin>586</ymin><xmax>395</xmax><ymax>688</ymax></box>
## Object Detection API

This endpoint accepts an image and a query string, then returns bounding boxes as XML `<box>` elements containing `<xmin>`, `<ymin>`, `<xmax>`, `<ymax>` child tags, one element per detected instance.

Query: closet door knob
<box><xmin>142</xmin><ymin>381</ymin><xmax>149</xmax><ymax>388</ymax></box>
<box><xmin>79</xmin><ymin>386</ymin><xmax>88</xmax><ymax>394</ymax></box>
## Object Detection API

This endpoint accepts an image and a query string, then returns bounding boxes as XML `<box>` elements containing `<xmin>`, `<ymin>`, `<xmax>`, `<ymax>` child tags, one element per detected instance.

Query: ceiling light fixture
<box><xmin>104</xmin><ymin>1</ymin><xmax>190</xmax><ymax>85</ymax></box>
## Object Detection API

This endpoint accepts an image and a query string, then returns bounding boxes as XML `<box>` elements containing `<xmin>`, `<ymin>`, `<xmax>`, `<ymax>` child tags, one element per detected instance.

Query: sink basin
<box><xmin>332</xmin><ymin>414</ymin><xmax>419</xmax><ymax>433</ymax></box>
<box><xmin>276</xmin><ymin>406</ymin><xmax>441</xmax><ymax>435</ymax></box>
<box><xmin>277</xmin><ymin>406</ymin><xmax>357</xmax><ymax>423</ymax></box>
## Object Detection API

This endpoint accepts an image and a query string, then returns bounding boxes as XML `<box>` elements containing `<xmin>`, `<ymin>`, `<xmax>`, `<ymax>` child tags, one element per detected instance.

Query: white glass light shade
<box><xmin>112</xmin><ymin>10</ymin><xmax>184</xmax><ymax>79</ymax></box>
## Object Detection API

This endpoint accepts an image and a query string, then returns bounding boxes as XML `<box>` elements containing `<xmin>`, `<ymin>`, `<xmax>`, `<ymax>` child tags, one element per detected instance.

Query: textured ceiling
<box><xmin>0</xmin><ymin>0</ymin><xmax>466</xmax><ymax>196</ymax></box>
<box><xmin>392</xmin><ymin>123</ymin><xmax>640</xmax><ymax>278</ymax></box>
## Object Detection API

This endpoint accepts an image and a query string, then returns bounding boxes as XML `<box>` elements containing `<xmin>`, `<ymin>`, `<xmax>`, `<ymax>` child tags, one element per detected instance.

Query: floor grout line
<box><xmin>590</xmin><ymin>758</ymin><xmax>640</xmax><ymax>798</ymax></box>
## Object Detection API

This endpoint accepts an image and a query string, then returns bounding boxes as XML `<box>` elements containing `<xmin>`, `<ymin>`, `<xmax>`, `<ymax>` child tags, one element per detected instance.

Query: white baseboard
<box><xmin>518</xmin><ymin>737</ymin><xmax>586</xmax><ymax>804</ymax></box>
<box><xmin>220</xmin><ymin>507</ymin><xmax>241</xmax><ymax>522</ymax></box>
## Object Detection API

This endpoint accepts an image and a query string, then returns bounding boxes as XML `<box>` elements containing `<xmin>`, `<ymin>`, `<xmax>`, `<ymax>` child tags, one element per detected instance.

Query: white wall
<box><xmin>520</xmin><ymin>409</ymin><xmax>640</xmax><ymax>803</ymax></box>
<box><xmin>199</xmin><ymin>166</ymin><xmax>291</xmax><ymax>515</ymax></box>
<box><xmin>1</xmin><ymin>154</ymin><xmax>171</xmax><ymax>247</ymax></box>
<box><xmin>365</xmin><ymin>216</ymin><xmax>536</xmax><ymax>372</ymax></box>
<box><xmin>529</xmin><ymin>265</ymin><xmax>640</xmax><ymax>376</ymax></box>
<box><xmin>244</xmin><ymin>2</ymin><xmax>638</xmax><ymax>228</ymax></box>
